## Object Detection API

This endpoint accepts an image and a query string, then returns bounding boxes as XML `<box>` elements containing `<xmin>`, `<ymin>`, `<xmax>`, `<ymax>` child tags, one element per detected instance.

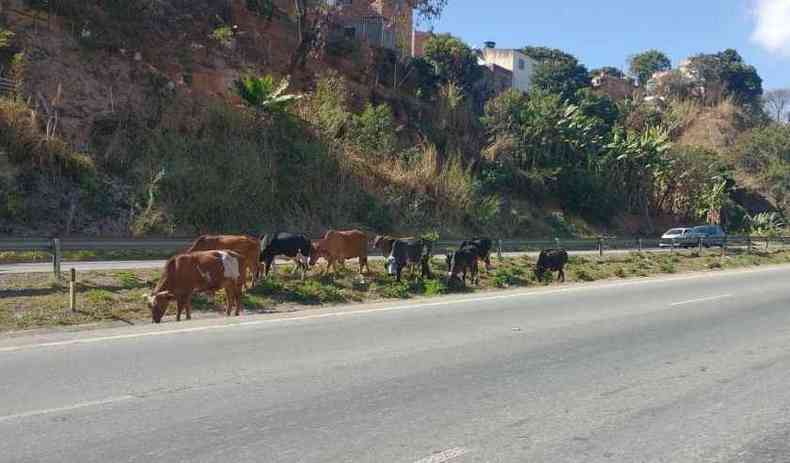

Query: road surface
<box><xmin>0</xmin><ymin>248</ymin><xmax>669</xmax><ymax>274</ymax></box>
<box><xmin>2</xmin><ymin>265</ymin><xmax>790</xmax><ymax>462</ymax></box>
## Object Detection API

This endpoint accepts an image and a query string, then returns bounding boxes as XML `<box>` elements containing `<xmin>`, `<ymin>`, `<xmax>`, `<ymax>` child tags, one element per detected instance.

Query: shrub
<box><xmin>573</xmin><ymin>268</ymin><xmax>596</xmax><ymax>282</ymax></box>
<box><xmin>349</xmin><ymin>103</ymin><xmax>397</xmax><ymax>155</ymax></box>
<box><xmin>424</xmin><ymin>279</ymin><xmax>448</xmax><ymax>296</ymax></box>
<box><xmin>614</xmin><ymin>267</ymin><xmax>627</xmax><ymax>278</ymax></box>
<box><xmin>493</xmin><ymin>267</ymin><xmax>525</xmax><ymax>288</ymax></box>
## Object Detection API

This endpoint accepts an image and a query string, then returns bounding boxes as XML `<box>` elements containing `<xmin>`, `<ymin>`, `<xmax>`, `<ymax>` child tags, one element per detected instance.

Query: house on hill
<box><xmin>326</xmin><ymin>0</ymin><xmax>414</xmax><ymax>54</ymax></box>
<box><xmin>477</xmin><ymin>43</ymin><xmax>537</xmax><ymax>94</ymax></box>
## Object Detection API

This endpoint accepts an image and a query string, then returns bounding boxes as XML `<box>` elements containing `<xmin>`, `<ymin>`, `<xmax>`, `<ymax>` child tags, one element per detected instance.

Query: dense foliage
<box><xmin>628</xmin><ymin>50</ymin><xmax>671</xmax><ymax>85</ymax></box>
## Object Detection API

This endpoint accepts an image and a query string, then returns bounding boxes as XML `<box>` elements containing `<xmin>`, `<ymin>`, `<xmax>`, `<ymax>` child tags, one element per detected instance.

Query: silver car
<box><xmin>659</xmin><ymin>228</ymin><xmax>690</xmax><ymax>248</ymax></box>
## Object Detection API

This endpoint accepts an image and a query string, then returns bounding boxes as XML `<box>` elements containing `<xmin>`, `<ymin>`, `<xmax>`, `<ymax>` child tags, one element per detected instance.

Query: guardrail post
<box><xmin>69</xmin><ymin>268</ymin><xmax>77</xmax><ymax>312</ymax></box>
<box><xmin>766</xmin><ymin>237</ymin><xmax>770</xmax><ymax>252</ymax></box>
<box><xmin>721</xmin><ymin>236</ymin><xmax>727</xmax><ymax>257</ymax></box>
<box><xmin>555</xmin><ymin>237</ymin><xmax>560</xmax><ymax>249</ymax></box>
<box><xmin>51</xmin><ymin>238</ymin><xmax>62</xmax><ymax>279</ymax></box>
<box><xmin>698</xmin><ymin>237</ymin><xmax>703</xmax><ymax>254</ymax></box>
<box><xmin>638</xmin><ymin>237</ymin><xmax>643</xmax><ymax>252</ymax></box>
<box><xmin>497</xmin><ymin>239</ymin><xmax>503</xmax><ymax>260</ymax></box>
<box><xmin>598</xmin><ymin>237</ymin><xmax>603</xmax><ymax>257</ymax></box>
<box><xmin>747</xmin><ymin>236</ymin><xmax>752</xmax><ymax>254</ymax></box>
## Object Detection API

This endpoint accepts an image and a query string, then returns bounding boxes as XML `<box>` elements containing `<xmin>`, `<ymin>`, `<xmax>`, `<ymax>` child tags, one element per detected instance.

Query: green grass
<box><xmin>2</xmin><ymin>249</ymin><xmax>790</xmax><ymax>333</ymax></box>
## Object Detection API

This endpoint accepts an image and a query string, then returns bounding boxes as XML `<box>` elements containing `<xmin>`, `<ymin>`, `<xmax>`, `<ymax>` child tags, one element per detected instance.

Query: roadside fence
<box><xmin>3</xmin><ymin>235</ymin><xmax>790</xmax><ymax>279</ymax></box>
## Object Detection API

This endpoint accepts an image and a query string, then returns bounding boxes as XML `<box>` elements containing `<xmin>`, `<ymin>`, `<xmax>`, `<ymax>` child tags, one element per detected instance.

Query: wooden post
<box><xmin>698</xmin><ymin>237</ymin><xmax>703</xmax><ymax>254</ymax></box>
<box><xmin>747</xmin><ymin>236</ymin><xmax>752</xmax><ymax>254</ymax></box>
<box><xmin>69</xmin><ymin>268</ymin><xmax>76</xmax><ymax>312</ymax></box>
<box><xmin>52</xmin><ymin>238</ymin><xmax>62</xmax><ymax>279</ymax></box>
<box><xmin>598</xmin><ymin>237</ymin><xmax>603</xmax><ymax>257</ymax></box>
<box><xmin>497</xmin><ymin>239</ymin><xmax>503</xmax><ymax>260</ymax></box>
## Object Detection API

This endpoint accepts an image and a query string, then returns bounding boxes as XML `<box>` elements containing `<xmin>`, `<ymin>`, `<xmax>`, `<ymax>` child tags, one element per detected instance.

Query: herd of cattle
<box><xmin>145</xmin><ymin>231</ymin><xmax>570</xmax><ymax>323</ymax></box>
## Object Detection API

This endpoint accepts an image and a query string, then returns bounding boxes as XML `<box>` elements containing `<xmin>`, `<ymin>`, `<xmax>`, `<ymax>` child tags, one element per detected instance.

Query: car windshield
<box><xmin>665</xmin><ymin>229</ymin><xmax>686</xmax><ymax>235</ymax></box>
<box><xmin>692</xmin><ymin>226</ymin><xmax>711</xmax><ymax>233</ymax></box>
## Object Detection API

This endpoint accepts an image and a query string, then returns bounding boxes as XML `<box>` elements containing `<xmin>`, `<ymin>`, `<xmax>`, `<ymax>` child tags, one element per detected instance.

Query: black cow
<box><xmin>459</xmin><ymin>238</ymin><xmax>493</xmax><ymax>271</ymax></box>
<box><xmin>260</xmin><ymin>232</ymin><xmax>312</xmax><ymax>279</ymax></box>
<box><xmin>535</xmin><ymin>248</ymin><xmax>568</xmax><ymax>282</ymax></box>
<box><xmin>446</xmin><ymin>246</ymin><xmax>479</xmax><ymax>286</ymax></box>
<box><xmin>386</xmin><ymin>239</ymin><xmax>433</xmax><ymax>282</ymax></box>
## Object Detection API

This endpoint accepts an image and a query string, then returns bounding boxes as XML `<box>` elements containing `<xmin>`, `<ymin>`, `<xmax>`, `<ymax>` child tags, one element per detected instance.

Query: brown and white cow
<box><xmin>145</xmin><ymin>250</ymin><xmax>244</xmax><ymax>323</ymax></box>
<box><xmin>310</xmin><ymin>229</ymin><xmax>370</xmax><ymax>274</ymax></box>
<box><xmin>186</xmin><ymin>234</ymin><xmax>260</xmax><ymax>289</ymax></box>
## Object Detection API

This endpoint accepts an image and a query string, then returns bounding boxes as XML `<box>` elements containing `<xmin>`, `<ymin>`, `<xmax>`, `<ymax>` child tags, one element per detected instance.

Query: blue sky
<box><xmin>428</xmin><ymin>0</ymin><xmax>790</xmax><ymax>90</ymax></box>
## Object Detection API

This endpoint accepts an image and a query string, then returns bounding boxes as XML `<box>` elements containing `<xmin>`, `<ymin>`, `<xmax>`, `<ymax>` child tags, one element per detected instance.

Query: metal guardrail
<box><xmin>2</xmin><ymin>235</ymin><xmax>789</xmax><ymax>278</ymax></box>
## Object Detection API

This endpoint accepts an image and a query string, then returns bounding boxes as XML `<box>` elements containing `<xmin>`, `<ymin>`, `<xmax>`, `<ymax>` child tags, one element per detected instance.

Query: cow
<box><xmin>535</xmin><ymin>248</ymin><xmax>569</xmax><ymax>282</ymax></box>
<box><xmin>185</xmin><ymin>235</ymin><xmax>260</xmax><ymax>289</ymax></box>
<box><xmin>372</xmin><ymin>235</ymin><xmax>415</xmax><ymax>258</ymax></box>
<box><xmin>309</xmin><ymin>229</ymin><xmax>370</xmax><ymax>274</ymax></box>
<box><xmin>260</xmin><ymin>232</ymin><xmax>312</xmax><ymax>279</ymax></box>
<box><xmin>459</xmin><ymin>238</ymin><xmax>493</xmax><ymax>271</ymax></box>
<box><xmin>386</xmin><ymin>239</ymin><xmax>433</xmax><ymax>282</ymax></box>
<box><xmin>144</xmin><ymin>250</ymin><xmax>244</xmax><ymax>323</ymax></box>
<box><xmin>446</xmin><ymin>245</ymin><xmax>479</xmax><ymax>286</ymax></box>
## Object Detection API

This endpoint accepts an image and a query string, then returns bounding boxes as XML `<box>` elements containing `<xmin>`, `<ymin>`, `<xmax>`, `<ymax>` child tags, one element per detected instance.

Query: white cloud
<box><xmin>752</xmin><ymin>0</ymin><xmax>790</xmax><ymax>56</ymax></box>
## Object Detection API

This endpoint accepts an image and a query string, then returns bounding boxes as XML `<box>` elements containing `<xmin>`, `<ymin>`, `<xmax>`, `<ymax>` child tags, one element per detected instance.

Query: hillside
<box><xmin>0</xmin><ymin>0</ymin><xmax>786</xmax><ymax>238</ymax></box>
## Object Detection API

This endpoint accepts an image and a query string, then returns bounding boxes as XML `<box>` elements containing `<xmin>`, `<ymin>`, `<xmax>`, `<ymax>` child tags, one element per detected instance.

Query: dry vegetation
<box><xmin>3</xmin><ymin>249</ymin><xmax>790</xmax><ymax>333</ymax></box>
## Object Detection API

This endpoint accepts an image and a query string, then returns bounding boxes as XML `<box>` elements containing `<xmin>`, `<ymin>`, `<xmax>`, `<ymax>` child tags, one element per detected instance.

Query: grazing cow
<box><xmin>186</xmin><ymin>235</ymin><xmax>260</xmax><ymax>289</ymax></box>
<box><xmin>535</xmin><ymin>248</ymin><xmax>569</xmax><ymax>282</ymax></box>
<box><xmin>372</xmin><ymin>235</ymin><xmax>416</xmax><ymax>258</ymax></box>
<box><xmin>459</xmin><ymin>238</ymin><xmax>493</xmax><ymax>271</ymax></box>
<box><xmin>145</xmin><ymin>250</ymin><xmax>244</xmax><ymax>323</ymax></box>
<box><xmin>310</xmin><ymin>229</ymin><xmax>370</xmax><ymax>274</ymax></box>
<box><xmin>260</xmin><ymin>232</ymin><xmax>312</xmax><ymax>279</ymax></box>
<box><xmin>386</xmin><ymin>239</ymin><xmax>433</xmax><ymax>282</ymax></box>
<box><xmin>446</xmin><ymin>246</ymin><xmax>479</xmax><ymax>286</ymax></box>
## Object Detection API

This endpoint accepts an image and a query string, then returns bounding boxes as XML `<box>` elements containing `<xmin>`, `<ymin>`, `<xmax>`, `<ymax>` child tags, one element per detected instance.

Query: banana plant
<box><xmin>234</xmin><ymin>74</ymin><xmax>302</xmax><ymax>115</ymax></box>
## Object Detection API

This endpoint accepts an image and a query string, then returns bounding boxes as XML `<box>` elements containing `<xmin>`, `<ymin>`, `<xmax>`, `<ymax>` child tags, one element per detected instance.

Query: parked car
<box><xmin>685</xmin><ymin>224</ymin><xmax>726</xmax><ymax>247</ymax></box>
<box><xmin>659</xmin><ymin>228</ymin><xmax>690</xmax><ymax>248</ymax></box>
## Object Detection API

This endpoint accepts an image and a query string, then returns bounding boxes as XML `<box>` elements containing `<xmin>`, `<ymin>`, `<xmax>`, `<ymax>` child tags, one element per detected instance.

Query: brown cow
<box><xmin>310</xmin><ymin>229</ymin><xmax>370</xmax><ymax>274</ymax></box>
<box><xmin>186</xmin><ymin>235</ymin><xmax>260</xmax><ymax>289</ymax></box>
<box><xmin>145</xmin><ymin>250</ymin><xmax>244</xmax><ymax>323</ymax></box>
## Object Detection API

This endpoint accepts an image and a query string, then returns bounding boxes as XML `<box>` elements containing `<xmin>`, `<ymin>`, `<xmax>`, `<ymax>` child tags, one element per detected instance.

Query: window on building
<box><xmin>339</xmin><ymin>0</ymin><xmax>352</xmax><ymax>5</ymax></box>
<box><xmin>344</xmin><ymin>27</ymin><xmax>356</xmax><ymax>39</ymax></box>
<box><xmin>518</xmin><ymin>59</ymin><xmax>525</xmax><ymax>70</ymax></box>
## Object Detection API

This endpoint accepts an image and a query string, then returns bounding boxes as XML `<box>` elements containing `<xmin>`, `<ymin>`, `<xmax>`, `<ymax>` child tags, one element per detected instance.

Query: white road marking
<box><xmin>0</xmin><ymin>395</ymin><xmax>136</xmax><ymax>423</ymax></box>
<box><xmin>1</xmin><ymin>265</ymin><xmax>787</xmax><ymax>354</ymax></box>
<box><xmin>671</xmin><ymin>294</ymin><xmax>733</xmax><ymax>306</ymax></box>
<box><xmin>413</xmin><ymin>447</ymin><xmax>470</xmax><ymax>463</ymax></box>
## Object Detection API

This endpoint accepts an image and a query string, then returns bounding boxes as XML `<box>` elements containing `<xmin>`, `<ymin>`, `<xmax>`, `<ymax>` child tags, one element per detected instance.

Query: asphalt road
<box><xmin>0</xmin><ymin>248</ymin><xmax>669</xmax><ymax>274</ymax></box>
<box><xmin>2</xmin><ymin>265</ymin><xmax>790</xmax><ymax>462</ymax></box>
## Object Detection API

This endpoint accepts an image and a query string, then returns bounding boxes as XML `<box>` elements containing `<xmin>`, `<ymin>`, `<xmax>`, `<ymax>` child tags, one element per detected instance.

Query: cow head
<box><xmin>372</xmin><ymin>235</ymin><xmax>383</xmax><ymax>249</ymax></box>
<box><xmin>144</xmin><ymin>291</ymin><xmax>174</xmax><ymax>323</ymax></box>
<box><xmin>309</xmin><ymin>240</ymin><xmax>324</xmax><ymax>267</ymax></box>
<box><xmin>386</xmin><ymin>255</ymin><xmax>398</xmax><ymax>276</ymax></box>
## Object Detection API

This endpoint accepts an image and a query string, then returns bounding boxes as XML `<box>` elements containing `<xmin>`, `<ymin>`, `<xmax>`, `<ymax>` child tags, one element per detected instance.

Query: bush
<box><xmin>349</xmin><ymin>103</ymin><xmax>397</xmax><ymax>155</ymax></box>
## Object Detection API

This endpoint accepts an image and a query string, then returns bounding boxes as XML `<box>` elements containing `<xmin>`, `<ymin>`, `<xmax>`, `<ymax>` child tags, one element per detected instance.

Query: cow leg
<box><xmin>485</xmin><ymin>255</ymin><xmax>492</xmax><ymax>271</ymax></box>
<box><xmin>176</xmin><ymin>302</ymin><xmax>182</xmax><ymax>322</ymax></box>
<box><xmin>559</xmin><ymin>268</ymin><xmax>565</xmax><ymax>283</ymax></box>
<box><xmin>186</xmin><ymin>299</ymin><xmax>192</xmax><ymax>320</ymax></box>
<box><xmin>360</xmin><ymin>256</ymin><xmax>369</xmax><ymax>275</ymax></box>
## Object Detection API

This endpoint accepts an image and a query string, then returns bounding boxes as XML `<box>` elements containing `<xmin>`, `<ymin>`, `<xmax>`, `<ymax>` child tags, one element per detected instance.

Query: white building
<box><xmin>478</xmin><ymin>42</ymin><xmax>537</xmax><ymax>93</ymax></box>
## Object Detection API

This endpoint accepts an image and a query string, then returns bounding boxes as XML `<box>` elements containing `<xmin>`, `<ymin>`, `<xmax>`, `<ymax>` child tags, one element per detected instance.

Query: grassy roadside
<box><xmin>2</xmin><ymin>249</ymin><xmax>790</xmax><ymax>333</ymax></box>
<box><xmin>0</xmin><ymin>249</ymin><xmax>174</xmax><ymax>265</ymax></box>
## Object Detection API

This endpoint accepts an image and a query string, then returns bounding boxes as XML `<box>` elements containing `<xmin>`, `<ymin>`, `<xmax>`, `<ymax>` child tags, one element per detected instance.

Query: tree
<box><xmin>522</xmin><ymin>46</ymin><xmax>590</xmax><ymax>101</ymax></box>
<box><xmin>423</xmin><ymin>33</ymin><xmax>482</xmax><ymax>91</ymax></box>
<box><xmin>686</xmin><ymin>49</ymin><xmax>763</xmax><ymax>108</ymax></box>
<box><xmin>764</xmin><ymin>89</ymin><xmax>790</xmax><ymax>123</ymax></box>
<box><xmin>628</xmin><ymin>50</ymin><xmax>671</xmax><ymax>86</ymax></box>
